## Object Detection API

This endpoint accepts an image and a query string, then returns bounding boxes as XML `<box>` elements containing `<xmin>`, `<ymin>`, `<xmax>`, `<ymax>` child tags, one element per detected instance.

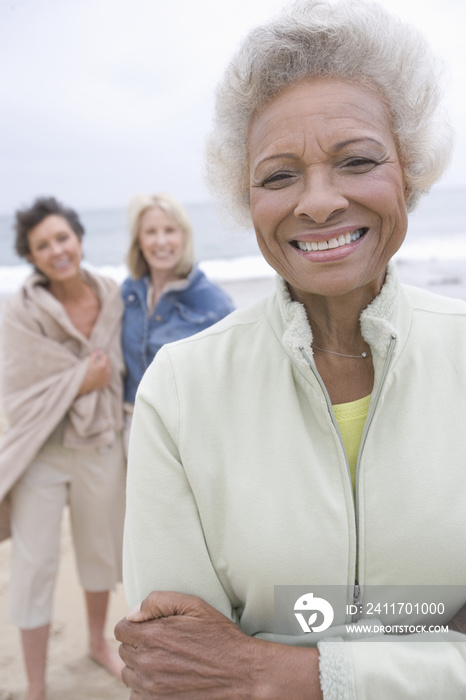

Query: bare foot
<box><xmin>26</xmin><ymin>681</ymin><xmax>46</xmax><ymax>700</ymax></box>
<box><xmin>89</xmin><ymin>642</ymin><xmax>125</xmax><ymax>680</ymax></box>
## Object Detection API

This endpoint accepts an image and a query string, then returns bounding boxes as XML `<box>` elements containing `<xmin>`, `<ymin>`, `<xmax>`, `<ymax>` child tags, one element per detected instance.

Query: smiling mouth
<box><xmin>292</xmin><ymin>228</ymin><xmax>368</xmax><ymax>252</ymax></box>
<box><xmin>52</xmin><ymin>258</ymin><xmax>71</xmax><ymax>269</ymax></box>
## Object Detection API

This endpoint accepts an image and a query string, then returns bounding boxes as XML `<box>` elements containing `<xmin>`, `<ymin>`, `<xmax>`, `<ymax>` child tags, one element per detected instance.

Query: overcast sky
<box><xmin>1</xmin><ymin>0</ymin><xmax>465</xmax><ymax>216</ymax></box>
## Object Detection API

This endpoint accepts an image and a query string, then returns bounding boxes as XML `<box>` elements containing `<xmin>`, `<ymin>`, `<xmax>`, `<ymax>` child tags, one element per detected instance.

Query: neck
<box><xmin>150</xmin><ymin>270</ymin><xmax>184</xmax><ymax>294</ymax></box>
<box><xmin>149</xmin><ymin>269</ymin><xmax>183</xmax><ymax>306</ymax></box>
<box><xmin>48</xmin><ymin>271</ymin><xmax>88</xmax><ymax>302</ymax></box>
<box><xmin>291</xmin><ymin>285</ymin><xmax>378</xmax><ymax>354</ymax></box>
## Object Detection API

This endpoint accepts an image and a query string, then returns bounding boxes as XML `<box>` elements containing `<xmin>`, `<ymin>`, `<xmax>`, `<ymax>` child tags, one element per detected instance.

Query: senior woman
<box><xmin>121</xmin><ymin>192</ymin><xmax>234</xmax><ymax>440</ymax></box>
<box><xmin>115</xmin><ymin>1</ymin><xmax>466</xmax><ymax>698</ymax></box>
<box><xmin>0</xmin><ymin>197</ymin><xmax>126</xmax><ymax>700</ymax></box>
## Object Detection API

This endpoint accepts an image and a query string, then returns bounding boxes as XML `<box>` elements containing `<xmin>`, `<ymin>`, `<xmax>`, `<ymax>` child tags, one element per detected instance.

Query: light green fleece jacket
<box><xmin>124</xmin><ymin>264</ymin><xmax>466</xmax><ymax>699</ymax></box>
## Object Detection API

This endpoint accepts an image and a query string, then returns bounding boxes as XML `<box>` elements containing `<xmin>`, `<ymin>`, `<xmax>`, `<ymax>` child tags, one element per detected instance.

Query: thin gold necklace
<box><xmin>311</xmin><ymin>344</ymin><xmax>369</xmax><ymax>359</ymax></box>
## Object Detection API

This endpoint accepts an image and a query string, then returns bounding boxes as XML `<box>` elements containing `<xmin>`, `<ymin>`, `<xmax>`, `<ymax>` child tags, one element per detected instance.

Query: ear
<box><xmin>26</xmin><ymin>253</ymin><xmax>33</xmax><ymax>264</ymax></box>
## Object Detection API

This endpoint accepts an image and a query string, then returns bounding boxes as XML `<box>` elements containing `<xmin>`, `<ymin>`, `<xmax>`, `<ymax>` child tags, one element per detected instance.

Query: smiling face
<box><xmin>27</xmin><ymin>214</ymin><xmax>83</xmax><ymax>282</ymax></box>
<box><xmin>138</xmin><ymin>206</ymin><xmax>185</xmax><ymax>278</ymax></box>
<box><xmin>248</xmin><ymin>77</ymin><xmax>409</xmax><ymax>306</ymax></box>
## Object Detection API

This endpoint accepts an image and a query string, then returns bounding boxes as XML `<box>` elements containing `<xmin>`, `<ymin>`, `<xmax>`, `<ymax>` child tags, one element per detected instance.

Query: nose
<box><xmin>50</xmin><ymin>240</ymin><xmax>64</xmax><ymax>255</ymax></box>
<box><xmin>294</xmin><ymin>168</ymin><xmax>349</xmax><ymax>223</ymax></box>
<box><xmin>154</xmin><ymin>230</ymin><xmax>169</xmax><ymax>245</ymax></box>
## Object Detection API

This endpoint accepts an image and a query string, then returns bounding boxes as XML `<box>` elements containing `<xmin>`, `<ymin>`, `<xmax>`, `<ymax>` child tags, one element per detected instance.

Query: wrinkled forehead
<box><xmin>248</xmin><ymin>77</ymin><xmax>397</xmax><ymax>165</ymax></box>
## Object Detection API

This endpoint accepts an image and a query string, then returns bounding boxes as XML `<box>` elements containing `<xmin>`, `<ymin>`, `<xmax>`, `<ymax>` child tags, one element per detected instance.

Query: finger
<box><xmin>115</xmin><ymin>619</ymin><xmax>159</xmax><ymax>650</ymax></box>
<box><xmin>121</xmin><ymin>663</ymin><xmax>129</xmax><ymax>687</ymax></box>
<box><xmin>115</xmin><ymin>617</ymin><xmax>162</xmax><ymax>651</ymax></box>
<box><xmin>125</xmin><ymin>604</ymin><xmax>141</xmax><ymax>622</ymax></box>
<box><xmin>115</xmin><ymin>618</ymin><xmax>137</xmax><ymax>643</ymax></box>
<box><xmin>121</xmin><ymin>665</ymin><xmax>134</xmax><ymax>690</ymax></box>
<box><xmin>127</xmin><ymin>591</ymin><xmax>203</xmax><ymax>623</ymax></box>
<box><xmin>121</xmin><ymin>664</ymin><xmax>146</xmax><ymax>697</ymax></box>
<box><xmin>118</xmin><ymin>641</ymin><xmax>139</xmax><ymax>666</ymax></box>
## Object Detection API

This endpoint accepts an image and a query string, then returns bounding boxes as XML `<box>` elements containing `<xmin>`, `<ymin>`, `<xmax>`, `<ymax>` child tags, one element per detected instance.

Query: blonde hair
<box><xmin>126</xmin><ymin>192</ymin><xmax>194</xmax><ymax>279</ymax></box>
<box><xmin>206</xmin><ymin>0</ymin><xmax>454</xmax><ymax>228</ymax></box>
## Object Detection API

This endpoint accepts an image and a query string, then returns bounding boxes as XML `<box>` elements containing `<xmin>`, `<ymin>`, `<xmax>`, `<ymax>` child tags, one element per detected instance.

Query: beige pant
<box><xmin>7</xmin><ymin>422</ymin><xmax>126</xmax><ymax>630</ymax></box>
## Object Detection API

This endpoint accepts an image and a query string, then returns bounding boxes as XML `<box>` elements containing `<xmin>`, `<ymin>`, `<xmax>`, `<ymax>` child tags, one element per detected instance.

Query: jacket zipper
<box><xmin>300</xmin><ymin>334</ymin><xmax>397</xmax><ymax>621</ymax></box>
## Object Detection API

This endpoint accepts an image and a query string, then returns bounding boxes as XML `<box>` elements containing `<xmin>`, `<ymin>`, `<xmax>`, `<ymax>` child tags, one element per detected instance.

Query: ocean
<box><xmin>1</xmin><ymin>188</ymin><xmax>466</xmax><ymax>296</ymax></box>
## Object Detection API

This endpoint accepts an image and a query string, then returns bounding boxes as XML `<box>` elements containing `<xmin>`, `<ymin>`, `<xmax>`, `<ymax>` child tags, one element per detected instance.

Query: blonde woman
<box><xmin>121</xmin><ymin>192</ymin><xmax>234</xmax><ymax>428</ymax></box>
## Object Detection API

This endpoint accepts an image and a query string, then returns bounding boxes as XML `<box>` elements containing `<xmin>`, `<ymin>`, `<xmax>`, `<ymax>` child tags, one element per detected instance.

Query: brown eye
<box><xmin>262</xmin><ymin>171</ymin><xmax>294</xmax><ymax>187</ymax></box>
<box><xmin>344</xmin><ymin>158</ymin><xmax>378</xmax><ymax>172</ymax></box>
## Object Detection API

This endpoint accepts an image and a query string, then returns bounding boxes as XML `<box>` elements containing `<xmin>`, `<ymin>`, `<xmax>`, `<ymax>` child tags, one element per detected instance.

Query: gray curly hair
<box><xmin>206</xmin><ymin>0</ymin><xmax>453</xmax><ymax>229</ymax></box>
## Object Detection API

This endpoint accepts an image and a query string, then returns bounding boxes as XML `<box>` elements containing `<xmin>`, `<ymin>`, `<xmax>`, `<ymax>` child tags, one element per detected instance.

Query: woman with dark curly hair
<box><xmin>0</xmin><ymin>196</ymin><xmax>126</xmax><ymax>700</ymax></box>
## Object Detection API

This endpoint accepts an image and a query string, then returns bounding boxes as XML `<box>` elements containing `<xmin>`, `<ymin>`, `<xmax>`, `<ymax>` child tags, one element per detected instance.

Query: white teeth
<box><xmin>295</xmin><ymin>229</ymin><xmax>365</xmax><ymax>252</ymax></box>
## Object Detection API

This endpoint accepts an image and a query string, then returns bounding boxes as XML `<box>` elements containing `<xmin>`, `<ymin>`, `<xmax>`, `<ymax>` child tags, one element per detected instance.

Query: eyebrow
<box><xmin>332</xmin><ymin>137</ymin><xmax>385</xmax><ymax>152</ymax></box>
<box><xmin>255</xmin><ymin>152</ymin><xmax>297</xmax><ymax>168</ymax></box>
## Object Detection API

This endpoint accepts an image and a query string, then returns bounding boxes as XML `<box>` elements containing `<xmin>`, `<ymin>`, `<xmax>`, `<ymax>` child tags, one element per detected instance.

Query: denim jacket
<box><xmin>121</xmin><ymin>266</ymin><xmax>234</xmax><ymax>403</ymax></box>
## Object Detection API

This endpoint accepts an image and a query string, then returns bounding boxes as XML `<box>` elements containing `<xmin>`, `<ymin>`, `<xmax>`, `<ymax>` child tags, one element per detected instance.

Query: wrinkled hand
<box><xmin>114</xmin><ymin>591</ymin><xmax>322</xmax><ymax>700</ymax></box>
<box><xmin>77</xmin><ymin>349</ymin><xmax>111</xmax><ymax>396</ymax></box>
<box><xmin>115</xmin><ymin>592</ymin><xmax>256</xmax><ymax>699</ymax></box>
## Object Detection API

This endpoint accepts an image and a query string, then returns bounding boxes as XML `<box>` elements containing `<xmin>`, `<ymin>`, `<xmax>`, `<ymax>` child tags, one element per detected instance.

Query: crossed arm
<box><xmin>117</xmin><ymin>353</ymin><xmax>466</xmax><ymax>700</ymax></box>
<box><xmin>115</xmin><ymin>591</ymin><xmax>323</xmax><ymax>699</ymax></box>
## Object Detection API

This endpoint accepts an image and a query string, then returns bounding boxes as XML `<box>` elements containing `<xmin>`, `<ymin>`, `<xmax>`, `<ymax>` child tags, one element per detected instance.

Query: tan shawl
<box><xmin>0</xmin><ymin>269</ymin><xmax>125</xmax><ymax>540</ymax></box>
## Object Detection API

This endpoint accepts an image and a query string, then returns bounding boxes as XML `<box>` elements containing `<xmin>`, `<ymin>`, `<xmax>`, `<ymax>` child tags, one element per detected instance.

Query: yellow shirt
<box><xmin>333</xmin><ymin>394</ymin><xmax>371</xmax><ymax>496</ymax></box>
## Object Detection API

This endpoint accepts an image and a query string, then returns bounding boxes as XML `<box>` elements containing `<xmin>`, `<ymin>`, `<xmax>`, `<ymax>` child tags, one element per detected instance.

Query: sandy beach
<box><xmin>0</xmin><ymin>261</ymin><xmax>466</xmax><ymax>699</ymax></box>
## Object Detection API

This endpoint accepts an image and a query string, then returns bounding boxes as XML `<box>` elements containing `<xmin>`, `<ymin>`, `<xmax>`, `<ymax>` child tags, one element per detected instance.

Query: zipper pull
<box><xmin>352</xmin><ymin>582</ymin><xmax>363</xmax><ymax>621</ymax></box>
